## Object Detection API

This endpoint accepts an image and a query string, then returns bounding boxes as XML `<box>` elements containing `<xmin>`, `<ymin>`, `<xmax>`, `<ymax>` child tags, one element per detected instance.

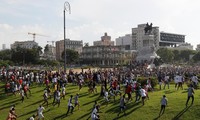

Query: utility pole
<box><xmin>64</xmin><ymin>1</ymin><xmax>71</xmax><ymax>73</ymax></box>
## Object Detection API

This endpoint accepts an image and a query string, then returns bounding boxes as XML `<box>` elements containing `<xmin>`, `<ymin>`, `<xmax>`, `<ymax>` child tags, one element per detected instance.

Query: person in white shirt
<box><xmin>174</xmin><ymin>74</ymin><xmax>180</xmax><ymax>90</ymax></box>
<box><xmin>163</xmin><ymin>75</ymin><xmax>170</xmax><ymax>89</ymax></box>
<box><xmin>42</xmin><ymin>90</ymin><xmax>48</xmax><ymax>107</ymax></box>
<box><xmin>140</xmin><ymin>87</ymin><xmax>147</xmax><ymax>105</ymax></box>
<box><xmin>104</xmin><ymin>90</ymin><xmax>109</xmax><ymax>105</ymax></box>
<box><xmin>91</xmin><ymin>106</ymin><xmax>99</xmax><ymax>120</ymax></box>
<box><xmin>159</xmin><ymin>95</ymin><xmax>168</xmax><ymax>116</ymax></box>
<box><xmin>29</xmin><ymin>114</ymin><xmax>36</xmax><ymax>120</ymax></box>
<box><xmin>37</xmin><ymin>105</ymin><xmax>45</xmax><ymax>120</ymax></box>
<box><xmin>20</xmin><ymin>89</ymin><xmax>25</xmax><ymax>103</ymax></box>
<box><xmin>36</xmin><ymin>73</ymin><xmax>39</xmax><ymax>83</ymax></box>
<box><xmin>74</xmin><ymin>93</ymin><xmax>80</xmax><ymax>110</ymax></box>
<box><xmin>66</xmin><ymin>95</ymin><xmax>74</xmax><ymax>115</ymax></box>
<box><xmin>186</xmin><ymin>84</ymin><xmax>195</xmax><ymax>107</ymax></box>
<box><xmin>177</xmin><ymin>74</ymin><xmax>183</xmax><ymax>90</ymax></box>
<box><xmin>61</xmin><ymin>85</ymin><xmax>66</xmax><ymax>100</ymax></box>
<box><xmin>191</xmin><ymin>74</ymin><xmax>198</xmax><ymax>89</ymax></box>
<box><xmin>117</xmin><ymin>95</ymin><xmax>126</xmax><ymax>116</ymax></box>
<box><xmin>53</xmin><ymin>90</ymin><xmax>61</xmax><ymax>107</ymax></box>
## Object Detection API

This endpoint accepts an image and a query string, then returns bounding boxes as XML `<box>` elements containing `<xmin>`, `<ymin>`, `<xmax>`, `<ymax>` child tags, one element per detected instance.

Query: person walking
<box><xmin>117</xmin><ymin>95</ymin><xmax>126</xmax><ymax>116</ymax></box>
<box><xmin>61</xmin><ymin>85</ymin><xmax>66</xmax><ymax>100</ymax></box>
<box><xmin>42</xmin><ymin>90</ymin><xmax>49</xmax><ymax>107</ymax></box>
<box><xmin>37</xmin><ymin>105</ymin><xmax>45</xmax><ymax>120</ymax></box>
<box><xmin>140</xmin><ymin>87</ymin><xmax>147</xmax><ymax>105</ymax></box>
<box><xmin>163</xmin><ymin>74</ymin><xmax>170</xmax><ymax>89</ymax></box>
<box><xmin>186</xmin><ymin>84</ymin><xmax>195</xmax><ymax>107</ymax></box>
<box><xmin>66</xmin><ymin>95</ymin><xmax>74</xmax><ymax>115</ymax></box>
<box><xmin>20</xmin><ymin>89</ymin><xmax>25</xmax><ymax>103</ymax></box>
<box><xmin>91</xmin><ymin>106</ymin><xmax>100</xmax><ymax>120</ymax></box>
<box><xmin>53</xmin><ymin>90</ymin><xmax>61</xmax><ymax>107</ymax></box>
<box><xmin>74</xmin><ymin>93</ymin><xmax>80</xmax><ymax>110</ymax></box>
<box><xmin>159</xmin><ymin>95</ymin><xmax>168</xmax><ymax>116</ymax></box>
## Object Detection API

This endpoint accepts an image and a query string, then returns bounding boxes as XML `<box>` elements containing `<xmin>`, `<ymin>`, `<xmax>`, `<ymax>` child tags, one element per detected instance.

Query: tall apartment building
<box><xmin>11</xmin><ymin>41</ymin><xmax>38</xmax><ymax>49</ymax></box>
<box><xmin>93</xmin><ymin>33</ymin><xmax>114</xmax><ymax>46</ymax></box>
<box><xmin>56</xmin><ymin>39</ymin><xmax>83</xmax><ymax>60</ymax></box>
<box><xmin>116</xmin><ymin>34</ymin><xmax>132</xmax><ymax>50</ymax></box>
<box><xmin>132</xmin><ymin>24</ymin><xmax>160</xmax><ymax>50</ymax></box>
<box><xmin>115</xmin><ymin>24</ymin><xmax>186</xmax><ymax>51</ymax></box>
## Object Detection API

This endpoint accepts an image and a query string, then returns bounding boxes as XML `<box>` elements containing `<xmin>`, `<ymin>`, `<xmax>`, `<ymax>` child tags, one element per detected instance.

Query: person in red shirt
<box><xmin>19</xmin><ymin>78</ymin><xmax>23</xmax><ymax>85</ymax></box>
<box><xmin>125</xmin><ymin>83</ymin><xmax>132</xmax><ymax>102</ymax></box>
<box><xmin>5</xmin><ymin>82</ymin><xmax>11</xmax><ymax>95</ymax></box>
<box><xmin>45</xmin><ymin>77</ymin><xmax>50</xmax><ymax>87</ymax></box>
<box><xmin>112</xmin><ymin>80</ymin><xmax>117</xmax><ymax>91</ymax></box>
<box><xmin>23</xmin><ymin>85</ymin><xmax>28</xmax><ymax>99</ymax></box>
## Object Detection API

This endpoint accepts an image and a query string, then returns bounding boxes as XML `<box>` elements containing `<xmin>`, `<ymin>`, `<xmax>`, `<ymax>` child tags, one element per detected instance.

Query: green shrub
<box><xmin>0</xmin><ymin>60</ymin><xmax>13</xmax><ymax>67</ymax></box>
<box><xmin>137</xmin><ymin>77</ymin><xmax>157</xmax><ymax>88</ymax></box>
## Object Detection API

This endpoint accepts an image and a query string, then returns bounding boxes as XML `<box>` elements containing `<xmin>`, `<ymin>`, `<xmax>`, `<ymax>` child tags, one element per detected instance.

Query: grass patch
<box><xmin>0</xmin><ymin>82</ymin><xmax>200</xmax><ymax>120</ymax></box>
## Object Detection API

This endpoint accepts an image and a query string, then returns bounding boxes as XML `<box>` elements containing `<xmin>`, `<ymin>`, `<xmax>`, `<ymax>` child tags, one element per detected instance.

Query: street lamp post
<box><xmin>64</xmin><ymin>1</ymin><xmax>71</xmax><ymax>73</ymax></box>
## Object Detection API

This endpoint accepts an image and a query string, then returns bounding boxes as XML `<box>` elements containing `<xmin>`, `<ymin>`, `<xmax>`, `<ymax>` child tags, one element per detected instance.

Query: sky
<box><xmin>0</xmin><ymin>0</ymin><xmax>200</xmax><ymax>50</ymax></box>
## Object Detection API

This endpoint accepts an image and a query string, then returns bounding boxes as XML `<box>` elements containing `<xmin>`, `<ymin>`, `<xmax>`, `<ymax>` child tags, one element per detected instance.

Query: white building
<box><xmin>175</xmin><ymin>43</ymin><xmax>193</xmax><ymax>50</ymax></box>
<box><xmin>56</xmin><ymin>39</ymin><xmax>83</xmax><ymax>60</ymax></box>
<box><xmin>196</xmin><ymin>44</ymin><xmax>200</xmax><ymax>51</ymax></box>
<box><xmin>93</xmin><ymin>33</ymin><xmax>114</xmax><ymax>46</ymax></box>
<box><xmin>2</xmin><ymin>44</ymin><xmax>6</xmax><ymax>50</ymax></box>
<box><xmin>116</xmin><ymin>34</ymin><xmax>132</xmax><ymax>50</ymax></box>
<box><xmin>42</xmin><ymin>44</ymin><xmax>56</xmax><ymax>60</ymax></box>
<box><xmin>132</xmin><ymin>23</ymin><xmax>160</xmax><ymax>50</ymax></box>
<box><xmin>11</xmin><ymin>41</ymin><xmax>38</xmax><ymax>49</ymax></box>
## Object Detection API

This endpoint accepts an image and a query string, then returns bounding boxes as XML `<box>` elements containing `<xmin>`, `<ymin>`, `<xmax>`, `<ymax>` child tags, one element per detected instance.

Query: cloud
<box><xmin>62</xmin><ymin>21</ymin><xmax>130</xmax><ymax>46</ymax></box>
<box><xmin>1</xmin><ymin>0</ymin><xmax>200</xmax><ymax>50</ymax></box>
<box><xmin>0</xmin><ymin>24</ymin><xmax>13</xmax><ymax>31</ymax></box>
<box><xmin>0</xmin><ymin>23</ymin><xmax>55</xmax><ymax>49</ymax></box>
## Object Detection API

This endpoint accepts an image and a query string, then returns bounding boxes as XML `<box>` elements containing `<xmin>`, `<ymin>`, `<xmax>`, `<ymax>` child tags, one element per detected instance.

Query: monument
<box><xmin>136</xmin><ymin>23</ymin><xmax>159</xmax><ymax>63</ymax></box>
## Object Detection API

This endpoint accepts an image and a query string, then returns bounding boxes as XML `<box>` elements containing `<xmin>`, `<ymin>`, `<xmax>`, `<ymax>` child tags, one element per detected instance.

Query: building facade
<box><xmin>2</xmin><ymin>44</ymin><xmax>6</xmax><ymax>50</ymax></box>
<box><xmin>11</xmin><ymin>41</ymin><xmax>38</xmax><ymax>49</ymax></box>
<box><xmin>116</xmin><ymin>34</ymin><xmax>132</xmax><ymax>50</ymax></box>
<box><xmin>173</xmin><ymin>43</ymin><xmax>193</xmax><ymax>50</ymax></box>
<box><xmin>81</xmin><ymin>33</ymin><xmax>136</xmax><ymax>66</ymax></box>
<box><xmin>93</xmin><ymin>33</ymin><xmax>114</xmax><ymax>46</ymax></box>
<box><xmin>81</xmin><ymin>45</ymin><xmax>135</xmax><ymax>66</ymax></box>
<box><xmin>56</xmin><ymin>39</ymin><xmax>83</xmax><ymax>60</ymax></box>
<box><xmin>132</xmin><ymin>24</ymin><xmax>160</xmax><ymax>50</ymax></box>
<box><xmin>42</xmin><ymin>44</ymin><xmax>56</xmax><ymax>60</ymax></box>
<box><xmin>159</xmin><ymin>32</ymin><xmax>185</xmax><ymax>47</ymax></box>
<box><xmin>196</xmin><ymin>44</ymin><xmax>200</xmax><ymax>51</ymax></box>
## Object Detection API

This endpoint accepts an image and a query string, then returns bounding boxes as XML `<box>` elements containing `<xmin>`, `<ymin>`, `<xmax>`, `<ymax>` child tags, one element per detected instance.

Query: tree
<box><xmin>156</xmin><ymin>48</ymin><xmax>174</xmax><ymax>63</ymax></box>
<box><xmin>44</xmin><ymin>44</ymin><xmax>49</xmax><ymax>53</ymax></box>
<box><xmin>11</xmin><ymin>46</ymin><xmax>42</xmax><ymax>65</ymax></box>
<box><xmin>172</xmin><ymin>50</ymin><xmax>180</xmax><ymax>62</ymax></box>
<box><xmin>0</xmin><ymin>49</ymin><xmax>12</xmax><ymax>60</ymax></box>
<box><xmin>33</xmin><ymin>45</ymin><xmax>43</xmax><ymax>56</ymax></box>
<box><xmin>193</xmin><ymin>51</ymin><xmax>200</xmax><ymax>62</ymax></box>
<box><xmin>179</xmin><ymin>50</ymin><xmax>196</xmax><ymax>62</ymax></box>
<box><xmin>153</xmin><ymin>57</ymin><xmax>164</xmax><ymax>67</ymax></box>
<box><xmin>61</xmin><ymin>49</ymin><xmax>79</xmax><ymax>64</ymax></box>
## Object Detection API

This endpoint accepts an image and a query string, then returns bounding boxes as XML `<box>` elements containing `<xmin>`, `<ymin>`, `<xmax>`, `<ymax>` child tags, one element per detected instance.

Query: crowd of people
<box><xmin>1</xmin><ymin>63</ymin><xmax>199</xmax><ymax>119</ymax></box>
